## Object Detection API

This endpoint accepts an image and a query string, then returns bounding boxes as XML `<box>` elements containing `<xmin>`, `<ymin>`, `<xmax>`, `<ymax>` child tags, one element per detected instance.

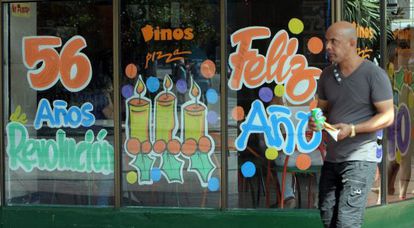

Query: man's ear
<box><xmin>350</xmin><ymin>38</ymin><xmax>357</xmax><ymax>47</ymax></box>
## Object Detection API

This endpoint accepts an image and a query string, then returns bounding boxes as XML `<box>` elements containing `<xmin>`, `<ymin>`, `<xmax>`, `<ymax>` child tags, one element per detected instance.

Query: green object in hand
<box><xmin>311</xmin><ymin>108</ymin><xmax>325</xmax><ymax>131</ymax></box>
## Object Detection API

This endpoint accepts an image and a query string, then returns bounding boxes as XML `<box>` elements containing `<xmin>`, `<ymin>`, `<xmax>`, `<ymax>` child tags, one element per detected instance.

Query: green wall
<box><xmin>1</xmin><ymin>200</ymin><xmax>413</xmax><ymax>228</ymax></box>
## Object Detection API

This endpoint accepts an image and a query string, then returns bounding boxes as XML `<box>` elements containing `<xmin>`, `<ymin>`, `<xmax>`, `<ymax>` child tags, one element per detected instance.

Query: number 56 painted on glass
<box><xmin>22</xmin><ymin>36</ymin><xmax>92</xmax><ymax>92</ymax></box>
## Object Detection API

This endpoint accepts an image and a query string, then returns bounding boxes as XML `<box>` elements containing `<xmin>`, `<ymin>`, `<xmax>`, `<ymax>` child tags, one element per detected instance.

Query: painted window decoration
<box><xmin>8</xmin><ymin>36</ymin><xmax>113</xmax><ymax>181</ymax></box>
<box><xmin>229</xmin><ymin>18</ymin><xmax>324</xmax><ymax>175</ymax></box>
<box><xmin>4</xmin><ymin>2</ymin><xmax>114</xmax><ymax>205</ymax></box>
<box><xmin>123</xmin><ymin>66</ymin><xmax>219</xmax><ymax>190</ymax></box>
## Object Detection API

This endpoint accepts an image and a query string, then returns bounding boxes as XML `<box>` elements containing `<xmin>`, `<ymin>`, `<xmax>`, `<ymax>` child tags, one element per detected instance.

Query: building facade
<box><xmin>0</xmin><ymin>0</ymin><xmax>413</xmax><ymax>227</ymax></box>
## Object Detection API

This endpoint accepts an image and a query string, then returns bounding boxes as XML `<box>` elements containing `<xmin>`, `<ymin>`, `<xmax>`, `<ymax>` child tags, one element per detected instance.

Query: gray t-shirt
<box><xmin>318</xmin><ymin>60</ymin><xmax>393</xmax><ymax>163</ymax></box>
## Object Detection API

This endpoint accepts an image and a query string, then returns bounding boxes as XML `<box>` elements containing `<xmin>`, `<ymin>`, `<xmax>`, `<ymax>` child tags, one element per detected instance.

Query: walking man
<box><xmin>309</xmin><ymin>21</ymin><xmax>394</xmax><ymax>228</ymax></box>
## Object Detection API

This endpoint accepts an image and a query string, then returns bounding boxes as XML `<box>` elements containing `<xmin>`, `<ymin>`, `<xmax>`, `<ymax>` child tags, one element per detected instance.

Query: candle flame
<box><xmin>164</xmin><ymin>74</ymin><xmax>172</xmax><ymax>91</ymax></box>
<box><xmin>190</xmin><ymin>81</ymin><xmax>201</xmax><ymax>100</ymax></box>
<box><xmin>135</xmin><ymin>75</ymin><xmax>146</xmax><ymax>95</ymax></box>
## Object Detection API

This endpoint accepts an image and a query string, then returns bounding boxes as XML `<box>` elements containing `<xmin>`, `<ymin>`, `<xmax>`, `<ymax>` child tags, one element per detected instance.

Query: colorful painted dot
<box><xmin>296</xmin><ymin>154</ymin><xmax>311</xmax><ymax>170</ymax></box>
<box><xmin>408</xmin><ymin>92</ymin><xmax>414</xmax><ymax>108</ymax></box>
<box><xmin>201</xmin><ymin>59</ymin><xmax>216</xmax><ymax>79</ymax></box>
<box><xmin>274</xmin><ymin>84</ymin><xmax>285</xmax><ymax>97</ymax></box>
<box><xmin>259</xmin><ymin>87</ymin><xmax>273</xmax><ymax>102</ymax></box>
<box><xmin>146</xmin><ymin>76</ymin><xmax>160</xmax><ymax>93</ymax></box>
<box><xmin>376</xmin><ymin>146</ymin><xmax>382</xmax><ymax>159</ymax></box>
<box><xmin>307</xmin><ymin>37</ymin><xmax>324</xmax><ymax>54</ymax></box>
<box><xmin>151</xmin><ymin>168</ymin><xmax>162</xmax><ymax>182</ymax></box>
<box><xmin>125</xmin><ymin>63</ymin><xmax>138</xmax><ymax>79</ymax></box>
<box><xmin>241</xmin><ymin>161</ymin><xmax>256</xmax><ymax>178</ymax></box>
<box><xmin>122</xmin><ymin>84</ymin><xmax>134</xmax><ymax>99</ymax></box>
<box><xmin>126</xmin><ymin>171</ymin><xmax>137</xmax><ymax>184</ymax></box>
<box><xmin>396</xmin><ymin>150</ymin><xmax>402</xmax><ymax>164</ymax></box>
<box><xmin>265</xmin><ymin>148</ymin><xmax>279</xmax><ymax>160</ymax></box>
<box><xmin>393</xmin><ymin>93</ymin><xmax>399</xmax><ymax>105</ymax></box>
<box><xmin>232</xmin><ymin>106</ymin><xmax>245</xmax><ymax>121</ymax></box>
<box><xmin>288</xmin><ymin>18</ymin><xmax>304</xmax><ymax>34</ymax></box>
<box><xmin>309</xmin><ymin>99</ymin><xmax>318</xmax><ymax>111</ymax></box>
<box><xmin>207</xmin><ymin>110</ymin><xmax>219</xmax><ymax>125</ymax></box>
<box><xmin>208</xmin><ymin>177</ymin><xmax>220</xmax><ymax>192</ymax></box>
<box><xmin>412</xmin><ymin>127</ymin><xmax>414</xmax><ymax>140</ymax></box>
<box><xmin>176</xmin><ymin>79</ymin><xmax>187</xmax><ymax>93</ymax></box>
<box><xmin>206</xmin><ymin>88</ymin><xmax>218</xmax><ymax>104</ymax></box>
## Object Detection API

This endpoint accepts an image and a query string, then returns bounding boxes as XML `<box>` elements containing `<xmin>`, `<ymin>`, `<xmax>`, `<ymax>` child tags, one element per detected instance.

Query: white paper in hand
<box><xmin>323</xmin><ymin>122</ymin><xmax>340</xmax><ymax>141</ymax></box>
<box><xmin>325</xmin><ymin>128</ymin><xmax>340</xmax><ymax>141</ymax></box>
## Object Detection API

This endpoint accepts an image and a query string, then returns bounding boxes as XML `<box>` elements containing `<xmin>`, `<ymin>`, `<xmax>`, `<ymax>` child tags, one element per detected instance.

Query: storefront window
<box><xmin>120</xmin><ymin>0</ymin><xmax>221</xmax><ymax>207</ymax></box>
<box><xmin>3</xmin><ymin>2</ymin><xmax>114</xmax><ymax>205</ymax></box>
<box><xmin>386</xmin><ymin>1</ymin><xmax>414</xmax><ymax>203</ymax></box>
<box><xmin>227</xmin><ymin>0</ymin><xmax>330</xmax><ymax>208</ymax></box>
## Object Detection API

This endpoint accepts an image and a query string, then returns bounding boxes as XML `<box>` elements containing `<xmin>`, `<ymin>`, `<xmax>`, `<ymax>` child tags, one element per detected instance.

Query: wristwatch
<box><xmin>350</xmin><ymin>124</ymin><xmax>356</xmax><ymax>138</ymax></box>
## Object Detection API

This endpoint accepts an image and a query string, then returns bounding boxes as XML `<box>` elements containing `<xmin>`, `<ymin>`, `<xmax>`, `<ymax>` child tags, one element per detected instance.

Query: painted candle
<box><xmin>128</xmin><ymin>76</ymin><xmax>151</xmax><ymax>142</ymax></box>
<box><xmin>155</xmin><ymin>75</ymin><xmax>177</xmax><ymax>141</ymax></box>
<box><xmin>183</xmin><ymin>82</ymin><xmax>206</xmax><ymax>141</ymax></box>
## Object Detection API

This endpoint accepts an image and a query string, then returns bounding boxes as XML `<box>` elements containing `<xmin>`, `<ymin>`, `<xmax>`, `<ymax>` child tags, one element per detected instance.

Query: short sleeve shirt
<box><xmin>318</xmin><ymin>60</ymin><xmax>393</xmax><ymax>163</ymax></box>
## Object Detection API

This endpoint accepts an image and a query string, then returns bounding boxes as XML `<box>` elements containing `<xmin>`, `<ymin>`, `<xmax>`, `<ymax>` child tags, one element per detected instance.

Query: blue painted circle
<box><xmin>206</xmin><ymin>88</ymin><xmax>218</xmax><ymax>104</ymax></box>
<box><xmin>151</xmin><ymin>168</ymin><xmax>162</xmax><ymax>182</ymax></box>
<box><xmin>176</xmin><ymin>79</ymin><xmax>187</xmax><ymax>94</ymax></box>
<box><xmin>146</xmin><ymin>76</ymin><xmax>160</xmax><ymax>93</ymax></box>
<box><xmin>241</xmin><ymin>161</ymin><xmax>256</xmax><ymax>178</ymax></box>
<box><xmin>122</xmin><ymin>85</ymin><xmax>134</xmax><ymax>99</ymax></box>
<box><xmin>208</xmin><ymin>177</ymin><xmax>220</xmax><ymax>192</ymax></box>
<box><xmin>207</xmin><ymin>111</ymin><xmax>218</xmax><ymax>125</ymax></box>
<box><xmin>393</xmin><ymin>91</ymin><xmax>399</xmax><ymax>105</ymax></box>
<box><xmin>259</xmin><ymin>87</ymin><xmax>273</xmax><ymax>103</ymax></box>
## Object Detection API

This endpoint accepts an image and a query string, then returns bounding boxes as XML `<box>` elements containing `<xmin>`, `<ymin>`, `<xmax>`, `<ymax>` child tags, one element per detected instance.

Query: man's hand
<box><xmin>308</xmin><ymin>116</ymin><xmax>323</xmax><ymax>131</ymax></box>
<box><xmin>332</xmin><ymin>123</ymin><xmax>352</xmax><ymax>140</ymax></box>
<box><xmin>309</xmin><ymin>99</ymin><xmax>329</xmax><ymax>132</ymax></box>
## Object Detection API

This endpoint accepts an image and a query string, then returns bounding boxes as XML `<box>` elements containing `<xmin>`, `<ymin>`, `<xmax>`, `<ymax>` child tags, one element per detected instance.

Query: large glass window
<box><xmin>120</xmin><ymin>0</ymin><xmax>221</xmax><ymax>207</ymax></box>
<box><xmin>227</xmin><ymin>0</ymin><xmax>330</xmax><ymax>209</ymax></box>
<box><xmin>3</xmin><ymin>2</ymin><xmax>114</xmax><ymax>206</ymax></box>
<box><xmin>385</xmin><ymin>1</ymin><xmax>414</xmax><ymax>204</ymax></box>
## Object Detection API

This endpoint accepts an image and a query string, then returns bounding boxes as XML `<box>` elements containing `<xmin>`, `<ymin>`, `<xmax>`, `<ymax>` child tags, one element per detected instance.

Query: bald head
<box><xmin>325</xmin><ymin>21</ymin><xmax>360</xmax><ymax>63</ymax></box>
<box><xmin>327</xmin><ymin>21</ymin><xmax>357</xmax><ymax>43</ymax></box>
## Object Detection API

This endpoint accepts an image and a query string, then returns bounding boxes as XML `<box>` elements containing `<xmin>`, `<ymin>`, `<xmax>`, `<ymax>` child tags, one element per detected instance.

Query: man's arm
<box><xmin>333</xmin><ymin>99</ymin><xmax>394</xmax><ymax>140</ymax></box>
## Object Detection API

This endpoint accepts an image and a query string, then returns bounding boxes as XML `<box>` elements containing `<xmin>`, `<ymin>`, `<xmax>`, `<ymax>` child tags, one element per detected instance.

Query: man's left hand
<box><xmin>332</xmin><ymin>123</ymin><xmax>352</xmax><ymax>140</ymax></box>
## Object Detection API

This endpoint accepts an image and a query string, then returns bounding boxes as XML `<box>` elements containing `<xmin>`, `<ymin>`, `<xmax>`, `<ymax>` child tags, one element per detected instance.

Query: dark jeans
<box><xmin>318</xmin><ymin>161</ymin><xmax>377</xmax><ymax>228</ymax></box>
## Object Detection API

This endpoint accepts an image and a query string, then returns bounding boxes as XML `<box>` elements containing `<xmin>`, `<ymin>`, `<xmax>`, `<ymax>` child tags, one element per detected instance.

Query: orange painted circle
<box><xmin>232</xmin><ymin>106</ymin><xmax>245</xmax><ymax>121</ymax></box>
<box><xmin>126</xmin><ymin>138</ymin><xmax>141</xmax><ymax>154</ymax></box>
<box><xmin>198</xmin><ymin>136</ymin><xmax>212</xmax><ymax>153</ymax></box>
<box><xmin>307</xmin><ymin>37</ymin><xmax>323</xmax><ymax>54</ymax></box>
<box><xmin>167</xmin><ymin>139</ymin><xmax>181</xmax><ymax>155</ymax></box>
<box><xmin>404</xmin><ymin>71</ymin><xmax>412</xmax><ymax>84</ymax></box>
<box><xmin>125</xmin><ymin>63</ymin><xmax>138</xmax><ymax>79</ymax></box>
<box><xmin>411</xmin><ymin>127</ymin><xmax>414</xmax><ymax>140</ymax></box>
<box><xmin>153</xmin><ymin>140</ymin><xmax>167</xmax><ymax>154</ymax></box>
<box><xmin>141</xmin><ymin>140</ymin><xmax>152</xmax><ymax>154</ymax></box>
<box><xmin>200</xmin><ymin>59</ymin><xmax>216</xmax><ymax>79</ymax></box>
<box><xmin>296</xmin><ymin>154</ymin><xmax>312</xmax><ymax>170</ymax></box>
<box><xmin>182</xmin><ymin>139</ymin><xmax>197</xmax><ymax>156</ymax></box>
<box><xmin>309</xmin><ymin>99</ymin><xmax>318</xmax><ymax>111</ymax></box>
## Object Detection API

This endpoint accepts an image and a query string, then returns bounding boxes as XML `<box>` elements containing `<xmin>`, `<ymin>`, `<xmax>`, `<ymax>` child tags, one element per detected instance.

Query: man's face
<box><xmin>325</xmin><ymin>29</ymin><xmax>352</xmax><ymax>63</ymax></box>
